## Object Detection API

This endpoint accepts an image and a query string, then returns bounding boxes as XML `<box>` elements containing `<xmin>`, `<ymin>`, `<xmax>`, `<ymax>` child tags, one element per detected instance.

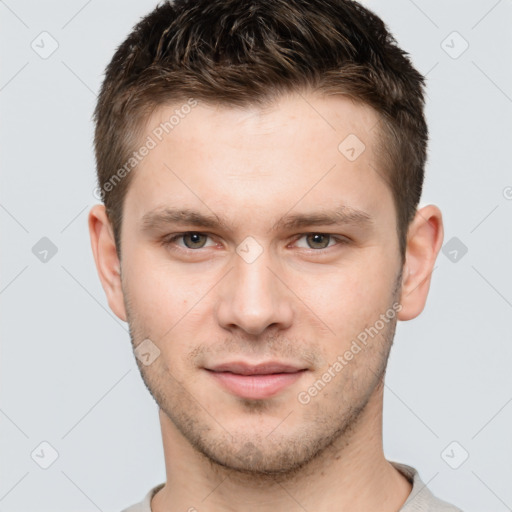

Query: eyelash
<box><xmin>161</xmin><ymin>232</ymin><xmax>350</xmax><ymax>254</ymax></box>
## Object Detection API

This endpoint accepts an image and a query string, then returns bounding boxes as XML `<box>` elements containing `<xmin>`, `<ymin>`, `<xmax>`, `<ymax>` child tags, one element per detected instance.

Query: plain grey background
<box><xmin>1</xmin><ymin>1</ymin><xmax>511</xmax><ymax>511</ymax></box>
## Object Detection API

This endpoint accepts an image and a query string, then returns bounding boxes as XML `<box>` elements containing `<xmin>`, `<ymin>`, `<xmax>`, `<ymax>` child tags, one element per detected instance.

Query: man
<box><xmin>89</xmin><ymin>0</ymin><xmax>462</xmax><ymax>510</ymax></box>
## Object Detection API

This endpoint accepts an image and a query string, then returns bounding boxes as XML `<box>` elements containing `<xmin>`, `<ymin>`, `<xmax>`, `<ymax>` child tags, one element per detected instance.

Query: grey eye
<box><xmin>305</xmin><ymin>234</ymin><xmax>331</xmax><ymax>249</ymax></box>
<box><xmin>182</xmin><ymin>233</ymin><xmax>208</xmax><ymax>249</ymax></box>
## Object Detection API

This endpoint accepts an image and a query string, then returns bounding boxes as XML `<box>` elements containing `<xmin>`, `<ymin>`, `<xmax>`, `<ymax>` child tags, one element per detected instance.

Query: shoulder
<box><xmin>391</xmin><ymin>461</ymin><xmax>463</xmax><ymax>512</ymax></box>
<box><xmin>120</xmin><ymin>483</ymin><xmax>165</xmax><ymax>512</ymax></box>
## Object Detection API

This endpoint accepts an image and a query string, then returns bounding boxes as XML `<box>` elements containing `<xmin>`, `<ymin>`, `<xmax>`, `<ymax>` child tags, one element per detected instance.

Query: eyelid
<box><xmin>163</xmin><ymin>231</ymin><xmax>218</xmax><ymax>249</ymax></box>
<box><xmin>162</xmin><ymin>231</ymin><xmax>350</xmax><ymax>252</ymax></box>
<box><xmin>290</xmin><ymin>233</ymin><xmax>351</xmax><ymax>250</ymax></box>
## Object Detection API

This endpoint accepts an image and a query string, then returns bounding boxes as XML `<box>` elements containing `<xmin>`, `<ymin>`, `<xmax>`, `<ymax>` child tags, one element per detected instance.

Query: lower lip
<box><xmin>206</xmin><ymin>370</ymin><xmax>306</xmax><ymax>399</ymax></box>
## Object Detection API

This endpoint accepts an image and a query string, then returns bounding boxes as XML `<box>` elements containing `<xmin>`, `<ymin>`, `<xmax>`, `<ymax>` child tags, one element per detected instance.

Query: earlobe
<box><xmin>398</xmin><ymin>205</ymin><xmax>444</xmax><ymax>321</ymax></box>
<box><xmin>88</xmin><ymin>205</ymin><xmax>127</xmax><ymax>322</ymax></box>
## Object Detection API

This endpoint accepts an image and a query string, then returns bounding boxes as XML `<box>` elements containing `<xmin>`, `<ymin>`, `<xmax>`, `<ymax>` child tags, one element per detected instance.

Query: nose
<box><xmin>215</xmin><ymin>247</ymin><xmax>294</xmax><ymax>336</ymax></box>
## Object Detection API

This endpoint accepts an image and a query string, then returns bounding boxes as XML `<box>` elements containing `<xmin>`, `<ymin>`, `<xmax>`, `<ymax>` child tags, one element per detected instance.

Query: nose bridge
<box><xmin>215</xmin><ymin>243</ymin><xmax>293</xmax><ymax>335</ymax></box>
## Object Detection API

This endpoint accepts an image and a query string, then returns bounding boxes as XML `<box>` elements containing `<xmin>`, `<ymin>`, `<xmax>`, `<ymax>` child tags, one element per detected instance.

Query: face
<box><xmin>117</xmin><ymin>93</ymin><xmax>404</xmax><ymax>475</ymax></box>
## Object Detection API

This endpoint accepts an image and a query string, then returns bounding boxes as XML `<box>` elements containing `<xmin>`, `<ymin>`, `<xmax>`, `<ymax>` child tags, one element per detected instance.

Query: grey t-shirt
<box><xmin>122</xmin><ymin>461</ymin><xmax>462</xmax><ymax>511</ymax></box>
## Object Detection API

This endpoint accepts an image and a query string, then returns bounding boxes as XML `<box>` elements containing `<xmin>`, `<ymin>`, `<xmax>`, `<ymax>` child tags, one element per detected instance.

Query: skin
<box><xmin>89</xmin><ymin>92</ymin><xmax>443</xmax><ymax>512</ymax></box>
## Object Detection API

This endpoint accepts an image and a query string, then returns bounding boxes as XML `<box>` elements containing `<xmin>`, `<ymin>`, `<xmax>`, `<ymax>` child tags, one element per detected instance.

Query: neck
<box><xmin>152</xmin><ymin>381</ymin><xmax>411</xmax><ymax>512</ymax></box>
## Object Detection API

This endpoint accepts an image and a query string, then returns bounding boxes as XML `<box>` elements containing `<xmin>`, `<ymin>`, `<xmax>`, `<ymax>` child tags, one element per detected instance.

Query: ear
<box><xmin>88</xmin><ymin>204</ymin><xmax>127</xmax><ymax>322</ymax></box>
<box><xmin>398</xmin><ymin>205</ymin><xmax>444</xmax><ymax>321</ymax></box>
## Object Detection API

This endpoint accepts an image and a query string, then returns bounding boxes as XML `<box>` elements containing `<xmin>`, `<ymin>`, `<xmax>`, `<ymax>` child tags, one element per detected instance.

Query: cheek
<box><xmin>122</xmin><ymin>250</ymin><xmax>187</xmax><ymax>333</ymax></box>
<box><xmin>122</xmin><ymin>247</ymin><xmax>219</xmax><ymax>358</ymax></box>
<box><xmin>295</xmin><ymin>253</ymin><xmax>398</xmax><ymax>340</ymax></box>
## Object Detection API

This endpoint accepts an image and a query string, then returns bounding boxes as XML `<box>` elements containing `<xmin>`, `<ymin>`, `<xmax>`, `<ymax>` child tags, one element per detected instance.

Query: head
<box><xmin>90</xmin><ymin>0</ymin><xmax>443</xmax><ymax>477</ymax></box>
<box><xmin>94</xmin><ymin>0</ymin><xmax>428</xmax><ymax>261</ymax></box>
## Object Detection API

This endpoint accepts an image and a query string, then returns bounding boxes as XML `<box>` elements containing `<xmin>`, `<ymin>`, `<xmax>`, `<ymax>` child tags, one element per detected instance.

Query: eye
<box><xmin>165</xmin><ymin>232</ymin><xmax>216</xmax><ymax>249</ymax></box>
<box><xmin>294</xmin><ymin>233</ymin><xmax>346</xmax><ymax>250</ymax></box>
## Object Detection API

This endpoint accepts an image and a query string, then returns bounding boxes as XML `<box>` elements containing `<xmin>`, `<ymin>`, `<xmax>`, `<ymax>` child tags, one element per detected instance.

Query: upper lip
<box><xmin>206</xmin><ymin>361</ymin><xmax>306</xmax><ymax>375</ymax></box>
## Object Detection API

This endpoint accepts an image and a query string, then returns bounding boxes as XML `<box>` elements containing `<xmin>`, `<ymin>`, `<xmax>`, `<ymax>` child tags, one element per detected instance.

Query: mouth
<box><xmin>204</xmin><ymin>361</ymin><xmax>308</xmax><ymax>400</ymax></box>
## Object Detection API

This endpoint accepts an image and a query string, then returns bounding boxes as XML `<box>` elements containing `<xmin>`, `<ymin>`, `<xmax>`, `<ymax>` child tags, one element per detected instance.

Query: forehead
<box><xmin>143</xmin><ymin>92</ymin><xmax>382</xmax><ymax>153</ymax></box>
<box><xmin>123</xmin><ymin>92</ymin><xmax>393</xmax><ymax>231</ymax></box>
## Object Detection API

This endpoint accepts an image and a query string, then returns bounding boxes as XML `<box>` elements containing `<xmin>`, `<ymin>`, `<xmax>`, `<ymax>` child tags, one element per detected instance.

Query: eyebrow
<box><xmin>141</xmin><ymin>206</ymin><xmax>373</xmax><ymax>233</ymax></box>
<box><xmin>270</xmin><ymin>207</ymin><xmax>373</xmax><ymax>232</ymax></box>
<box><xmin>141</xmin><ymin>207</ymin><xmax>228</xmax><ymax>232</ymax></box>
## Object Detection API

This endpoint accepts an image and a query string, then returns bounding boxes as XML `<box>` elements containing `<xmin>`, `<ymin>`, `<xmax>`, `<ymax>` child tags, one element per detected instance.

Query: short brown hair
<box><xmin>94</xmin><ymin>0</ymin><xmax>428</xmax><ymax>260</ymax></box>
